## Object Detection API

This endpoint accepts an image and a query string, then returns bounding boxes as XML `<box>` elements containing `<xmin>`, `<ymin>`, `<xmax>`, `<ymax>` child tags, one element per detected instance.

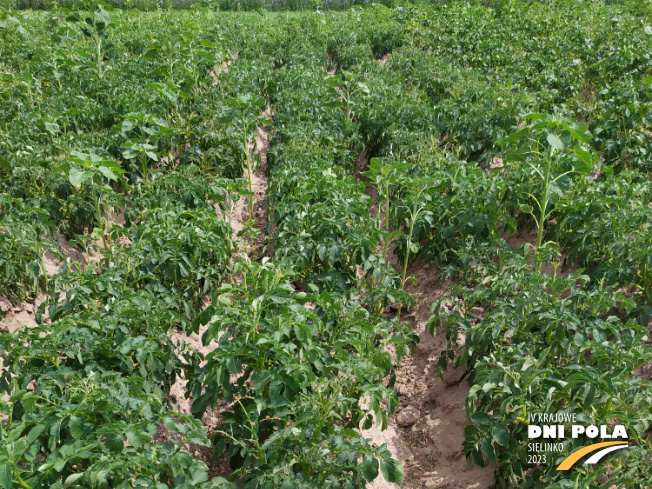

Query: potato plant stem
<box><xmin>227</xmin><ymin>195</ymin><xmax>235</xmax><ymax>283</ymax></box>
<box><xmin>397</xmin><ymin>217</ymin><xmax>415</xmax><ymax>322</ymax></box>
<box><xmin>382</xmin><ymin>186</ymin><xmax>390</xmax><ymax>261</ymax></box>
<box><xmin>39</xmin><ymin>255</ymin><xmax>48</xmax><ymax>291</ymax></box>
<box><xmin>536</xmin><ymin>154</ymin><xmax>553</xmax><ymax>271</ymax></box>
<box><xmin>96</xmin><ymin>36</ymin><xmax>103</xmax><ymax>79</ymax></box>
<box><xmin>12</xmin><ymin>463</ymin><xmax>30</xmax><ymax>489</ymax></box>
<box><xmin>243</xmin><ymin>123</ymin><xmax>254</xmax><ymax>222</ymax></box>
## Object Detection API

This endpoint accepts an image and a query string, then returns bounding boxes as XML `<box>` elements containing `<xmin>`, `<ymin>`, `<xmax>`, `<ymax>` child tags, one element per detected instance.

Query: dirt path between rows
<box><xmin>355</xmin><ymin>152</ymin><xmax>495</xmax><ymax>489</ymax></box>
<box><xmin>0</xmin><ymin>253</ymin><xmax>60</xmax><ymax>411</ymax></box>
<box><xmin>0</xmin><ymin>233</ymin><xmax>100</xmax><ymax>336</ymax></box>
<box><xmin>229</xmin><ymin>102</ymin><xmax>274</xmax><ymax>258</ymax></box>
<box><xmin>375</xmin><ymin>226</ymin><xmax>588</xmax><ymax>489</ymax></box>
<box><xmin>0</xmin><ymin>102</ymin><xmax>277</xmax><ymax>475</ymax></box>
<box><xmin>367</xmin><ymin>257</ymin><xmax>494</xmax><ymax>489</ymax></box>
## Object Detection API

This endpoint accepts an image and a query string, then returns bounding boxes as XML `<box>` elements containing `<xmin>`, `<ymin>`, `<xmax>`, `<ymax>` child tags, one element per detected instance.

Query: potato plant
<box><xmin>189</xmin><ymin>258</ymin><xmax>414</xmax><ymax>487</ymax></box>
<box><xmin>1</xmin><ymin>6</ymin><xmax>416</xmax><ymax>488</ymax></box>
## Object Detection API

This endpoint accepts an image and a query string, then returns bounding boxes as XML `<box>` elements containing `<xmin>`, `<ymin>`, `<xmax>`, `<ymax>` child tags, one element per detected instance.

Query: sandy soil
<box><xmin>635</xmin><ymin>360</ymin><xmax>652</xmax><ymax>379</ymax></box>
<box><xmin>503</xmin><ymin>228</ymin><xmax>575</xmax><ymax>278</ymax></box>
<box><xmin>0</xmin><ymin>232</ymin><xmax>90</xmax><ymax>335</ymax></box>
<box><xmin>361</xmin><ymin>256</ymin><xmax>495</xmax><ymax>489</ymax></box>
<box><xmin>362</xmin><ymin>222</ymin><xmax>578</xmax><ymax>489</ymax></box>
<box><xmin>167</xmin><ymin>316</ymin><xmax>225</xmax><ymax>477</ymax></box>
<box><xmin>228</xmin><ymin>103</ymin><xmax>274</xmax><ymax>259</ymax></box>
<box><xmin>0</xmin><ymin>246</ymin><xmax>61</xmax><ymax>413</ymax></box>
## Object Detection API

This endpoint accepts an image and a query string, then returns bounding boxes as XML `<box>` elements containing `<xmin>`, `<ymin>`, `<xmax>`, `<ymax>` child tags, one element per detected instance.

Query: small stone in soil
<box><xmin>397</xmin><ymin>406</ymin><xmax>421</xmax><ymax>427</ymax></box>
<box><xmin>443</xmin><ymin>366</ymin><xmax>467</xmax><ymax>386</ymax></box>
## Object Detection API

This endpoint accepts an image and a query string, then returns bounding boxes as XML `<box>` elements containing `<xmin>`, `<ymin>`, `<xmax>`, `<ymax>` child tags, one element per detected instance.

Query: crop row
<box><xmin>11</xmin><ymin>0</ymin><xmax>400</xmax><ymax>12</ymax></box>
<box><xmin>0</xmin><ymin>5</ymin><xmax>266</xmax><ymax>304</ymax></box>
<box><xmin>1</xmin><ymin>170</ymin><xmax>234</xmax><ymax>488</ymax></box>
<box><xmin>1</xmin><ymin>3</ymin><xmax>651</xmax><ymax>489</ymax></box>
<box><xmin>1</xmin><ymin>6</ymin><xmax>419</xmax><ymax>488</ymax></box>
<box><xmin>325</xmin><ymin>2</ymin><xmax>651</xmax><ymax>311</ymax></box>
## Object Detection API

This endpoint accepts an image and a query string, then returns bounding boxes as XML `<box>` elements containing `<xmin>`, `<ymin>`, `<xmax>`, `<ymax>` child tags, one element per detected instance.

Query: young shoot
<box><xmin>63</xmin><ymin>150</ymin><xmax>125</xmax><ymax>253</ymax></box>
<box><xmin>223</xmin><ymin>95</ymin><xmax>272</xmax><ymax>222</ymax></box>
<box><xmin>395</xmin><ymin>175</ymin><xmax>435</xmax><ymax>320</ymax></box>
<box><xmin>499</xmin><ymin>114</ymin><xmax>596</xmax><ymax>270</ymax></box>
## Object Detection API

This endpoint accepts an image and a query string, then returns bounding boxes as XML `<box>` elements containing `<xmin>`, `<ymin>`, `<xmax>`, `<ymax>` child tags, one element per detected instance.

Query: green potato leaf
<box><xmin>361</xmin><ymin>455</ymin><xmax>379</xmax><ymax>482</ymax></box>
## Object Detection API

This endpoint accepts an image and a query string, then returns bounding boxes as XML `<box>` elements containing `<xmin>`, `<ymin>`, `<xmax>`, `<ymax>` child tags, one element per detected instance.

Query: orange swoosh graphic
<box><xmin>556</xmin><ymin>441</ymin><xmax>628</xmax><ymax>470</ymax></box>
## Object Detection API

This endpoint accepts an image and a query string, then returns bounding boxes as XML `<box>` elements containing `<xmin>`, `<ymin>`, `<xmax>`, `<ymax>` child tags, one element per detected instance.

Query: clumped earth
<box><xmin>363</xmin><ymin>257</ymin><xmax>495</xmax><ymax>489</ymax></box>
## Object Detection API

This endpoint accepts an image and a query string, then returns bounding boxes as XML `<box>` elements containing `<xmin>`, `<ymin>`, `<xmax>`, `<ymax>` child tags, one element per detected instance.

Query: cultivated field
<box><xmin>1</xmin><ymin>1</ymin><xmax>651</xmax><ymax>488</ymax></box>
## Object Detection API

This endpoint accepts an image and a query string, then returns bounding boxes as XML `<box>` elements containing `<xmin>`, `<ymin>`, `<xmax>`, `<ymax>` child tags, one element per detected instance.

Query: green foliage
<box><xmin>0</xmin><ymin>372</ymin><xmax>215</xmax><ymax>489</ymax></box>
<box><xmin>498</xmin><ymin>113</ymin><xmax>597</xmax><ymax>262</ymax></box>
<box><xmin>222</xmin><ymin>94</ymin><xmax>271</xmax><ymax>222</ymax></box>
<box><xmin>1</xmin><ymin>3</ymin><xmax>650</xmax><ymax>488</ymax></box>
<box><xmin>0</xmin><ymin>7</ymin><xmax>416</xmax><ymax>488</ymax></box>
<box><xmin>428</xmin><ymin>246</ymin><xmax>652</xmax><ymax>487</ymax></box>
<box><xmin>0</xmin><ymin>195</ymin><xmax>58</xmax><ymax>304</ymax></box>
<box><xmin>188</xmin><ymin>257</ymin><xmax>416</xmax><ymax>486</ymax></box>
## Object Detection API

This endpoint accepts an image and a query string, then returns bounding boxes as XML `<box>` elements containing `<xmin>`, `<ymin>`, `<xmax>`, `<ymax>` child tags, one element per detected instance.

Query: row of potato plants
<box><xmin>2</xmin><ymin>3</ymin><xmax>650</xmax><ymax>488</ymax></box>
<box><xmin>333</xmin><ymin>2</ymin><xmax>652</xmax><ymax>170</ymax></box>
<box><xmin>0</xmin><ymin>3</ymin><xmax>284</xmax><ymax>312</ymax></box>
<box><xmin>326</xmin><ymin>3</ymin><xmax>652</xmax><ymax>488</ymax></box>
<box><xmin>185</xmin><ymin>13</ymin><xmax>418</xmax><ymax>488</ymax></box>
<box><xmin>10</xmin><ymin>0</ymin><xmax>401</xmax><ymax>11</ymax></box>
<box><xmin>326</xmin><ymin>2</ymin><xmax>650</xmax><ymax>316</ymax></box>
<box><xmin>0</xmin><ymin>4</ymin><xmax>253</xmax><ymax>305</ymax></box>
<box><xmin>430</xmin><ymin>245</ymin><xmax>652</xmax><ymax>488</ymax></box>
<box><xmin>0</xmin><ymin>5</ymin><xmax>277</xmax><ymax>488</ymax></box>
<box><xmin>327</xmin><ymin>3</ymin><xmax>652</xmax><ymax>289</ymax></box>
